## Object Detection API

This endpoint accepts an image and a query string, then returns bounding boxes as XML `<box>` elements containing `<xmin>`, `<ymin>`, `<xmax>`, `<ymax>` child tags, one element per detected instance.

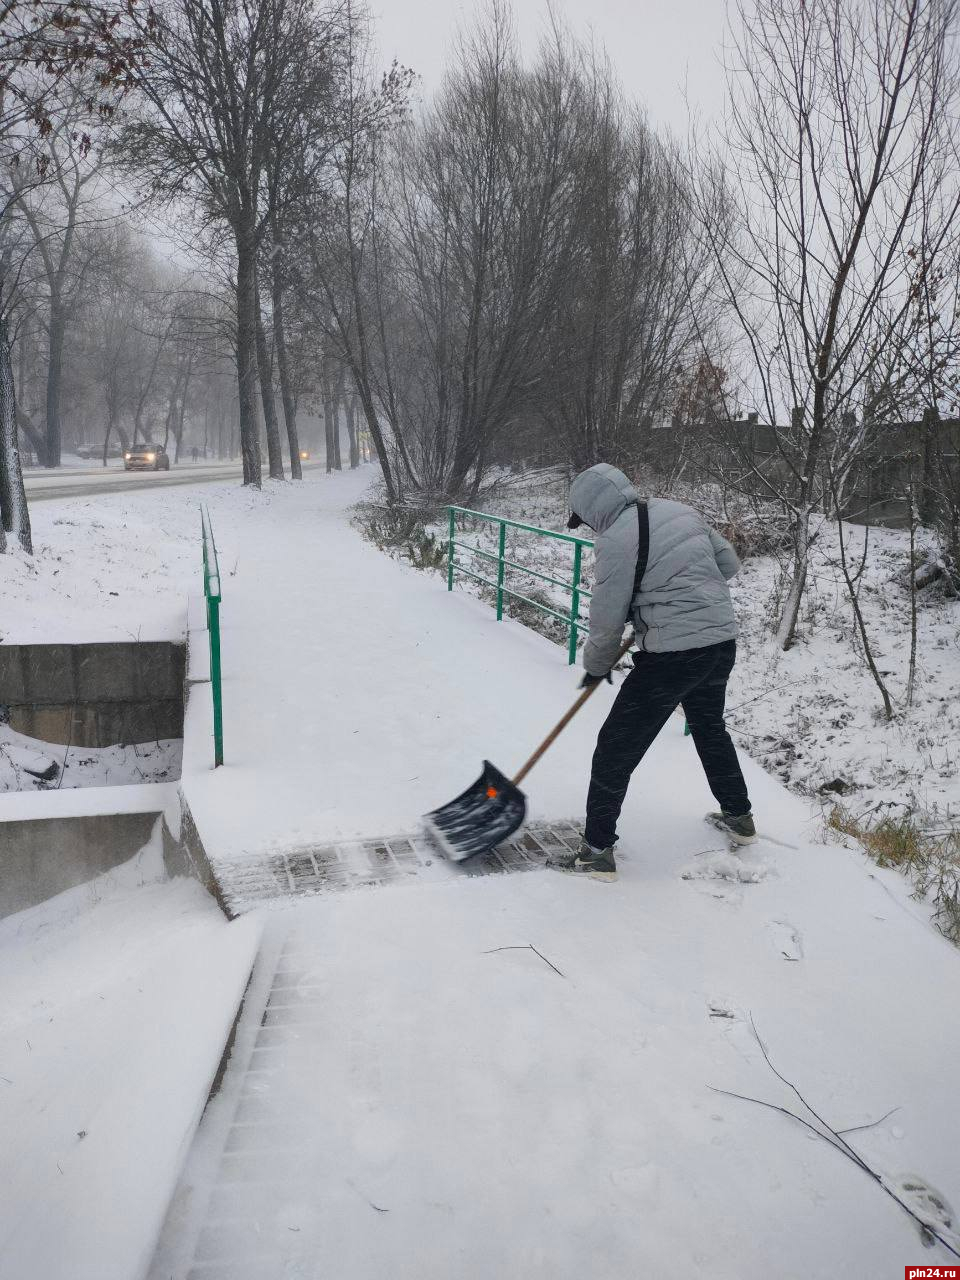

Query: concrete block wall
<box><xmin>0</xmin><ymin>641</ymin><xmax>185</xmax><ymax>747</ymax></box>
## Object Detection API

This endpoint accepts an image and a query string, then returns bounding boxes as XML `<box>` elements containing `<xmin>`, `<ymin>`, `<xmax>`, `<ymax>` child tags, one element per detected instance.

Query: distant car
<box><xmin>124</xmin><ymin>444</ymin><xmax>170</xmax><ymax>472</ymax></box>
<box><xmin>299</xmin><ymin>449</ymin><xmax>310</xmax><ymax>461</ymax></box>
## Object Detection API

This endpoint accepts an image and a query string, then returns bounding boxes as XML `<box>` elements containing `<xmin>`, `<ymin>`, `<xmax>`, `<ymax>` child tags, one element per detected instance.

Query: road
<box><xmin>23</xmin><ymin>460</ymin><xmax>325</xmax><ymax>503</ymax></box>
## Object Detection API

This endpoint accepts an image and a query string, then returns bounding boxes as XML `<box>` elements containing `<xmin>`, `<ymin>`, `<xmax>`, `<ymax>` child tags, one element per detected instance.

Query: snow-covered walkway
<box><xmin>156</xmin><ymin>471</ymin><xmax>959</xmax><ymax>1278</ymax></box>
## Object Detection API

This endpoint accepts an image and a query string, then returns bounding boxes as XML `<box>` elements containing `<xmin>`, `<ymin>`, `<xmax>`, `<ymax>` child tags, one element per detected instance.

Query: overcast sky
<box><xmin>371</xmin><ymin>0</ymin><xmax>731</xmax><ymax>136</ymax></box>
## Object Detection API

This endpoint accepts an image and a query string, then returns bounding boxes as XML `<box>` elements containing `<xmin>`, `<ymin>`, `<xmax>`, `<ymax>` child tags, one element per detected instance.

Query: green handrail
<box><xmin>445</xmin><ymin>503</ymin><xmax>692</xmax><ymax>734</ymax></box>
<box><xmin>446</xmin><ymin>505</ymin><xmax>594</xmax><ymax>664</ymax></box>
<box><xmin>201</xmin><ymin>505</ymin><xmax>224</xmax><ymax>768</ymax></box>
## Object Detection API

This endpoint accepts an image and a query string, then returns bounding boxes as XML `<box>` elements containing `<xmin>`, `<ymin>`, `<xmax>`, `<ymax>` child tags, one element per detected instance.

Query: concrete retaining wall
<box><xmin>0</xmin><ymin>641</ymin><xmax>185</xmax><ymax>747</ymax></box>
<box><xmin>0</xmin><ymin>620</ymin><xmax>233</xmax><ymax>922</ymax></box>
<box><xmin>0</xmin><ymin>786</ymin><xmax>227</xmax><ymax>921</ymax></box>
<box><xmin>0</xmin><ymin>810</ymin><xmax>169</xmax><ymax>918</ymax></box>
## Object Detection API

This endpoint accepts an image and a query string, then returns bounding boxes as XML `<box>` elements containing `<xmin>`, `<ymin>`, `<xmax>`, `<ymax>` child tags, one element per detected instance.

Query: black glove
<box><xmin>579</xmin><ymin>670</ymin><xmax>612</xmax><ymax>689</ymax></box>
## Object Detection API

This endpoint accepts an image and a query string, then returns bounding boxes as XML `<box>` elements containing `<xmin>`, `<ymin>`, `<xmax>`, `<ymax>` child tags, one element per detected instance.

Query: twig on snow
<box><xmin>345</xmin><ymin>1178</ymin><xmax>389</xmax><ymax>1213</ymax></box>
<box><xmin>836</xmin><ymin>1106</ymin><xmax>901</xmax><ymax>1136</ymax></box>
<box><xmin>482</xmin><ymin>944</ymin><xmax>566</xmax><ymax>979</ymax></box>
<box><xmin>709</xmin><ymin>1017</ymin><xmax>960</xmax><ymax>1258</ymax></box>
<box><xmin>726</xmin><ymin>679</ymin><xmax>805</xmax><ymax>714</ymax></box>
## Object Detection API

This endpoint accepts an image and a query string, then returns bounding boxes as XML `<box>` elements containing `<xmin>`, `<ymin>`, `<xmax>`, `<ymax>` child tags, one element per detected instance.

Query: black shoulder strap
<box><xmin>633</xmin><ymin>502</ymin><xmax>649</xmax><ymax>598</ymax></box>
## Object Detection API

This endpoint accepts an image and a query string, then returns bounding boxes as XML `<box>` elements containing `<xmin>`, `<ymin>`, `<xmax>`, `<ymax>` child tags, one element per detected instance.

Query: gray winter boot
<box><xmin>549</xmin><ymin>838</ymin><xmax>618</xmax><ymax>881</ymax></box>
<box><xmin>706</xmin><ymin>810</ymin><xmax>757</xmax><ymax>845</ymax></box>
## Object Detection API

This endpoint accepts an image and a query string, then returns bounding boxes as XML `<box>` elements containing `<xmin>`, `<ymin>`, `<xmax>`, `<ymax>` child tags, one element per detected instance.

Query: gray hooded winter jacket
<box><xmin>570</xmin><ymin>463</ymin><xmax>740</xmax><ymax>676</ymax></box>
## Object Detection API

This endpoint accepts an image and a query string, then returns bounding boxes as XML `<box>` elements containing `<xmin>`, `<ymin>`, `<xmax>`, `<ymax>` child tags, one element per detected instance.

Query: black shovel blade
<box><xmin>423</xmin><ymin>760</ymin><xmax>527</xmax><ymax>862</ymax></box>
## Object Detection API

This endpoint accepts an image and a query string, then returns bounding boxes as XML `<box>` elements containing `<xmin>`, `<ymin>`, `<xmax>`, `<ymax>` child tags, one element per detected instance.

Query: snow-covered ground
<box><xmin>153</xmin><ymin>850</ymin><xmax>960</xmax><ymax>1280</ymax></box>
<box><xmin>0</xmin><ymin>479</ymin><xmax>265</xmax><ymax>644</ymax></box>
<box><xmin>3</xmin><ymin>464</ymin><xmax>959</xmax><ymax>1278</ymax></box>
<box><xmin>0</xmin><ymin>722</ymin><xmax>181</xmax><ymax>792</ymax></box>
<box><xmin>732</xmin><ymin>525</ymin><xmax>960</xmax><ymax>823</ymax></box>
<box><xmin>0</xmin><ymin>830</ymin><xmax>260</xmax><ymax>1280</ymax></box>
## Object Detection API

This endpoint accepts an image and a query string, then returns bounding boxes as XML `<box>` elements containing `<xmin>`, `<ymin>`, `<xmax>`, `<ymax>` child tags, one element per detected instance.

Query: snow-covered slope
<box><xmin>0</xmin><ymin>831</ymin><xmax>261</xmax><ymax>1280</ymax></box>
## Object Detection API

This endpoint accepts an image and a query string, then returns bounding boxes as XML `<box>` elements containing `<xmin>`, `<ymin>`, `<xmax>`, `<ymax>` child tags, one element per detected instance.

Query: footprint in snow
<box><xmin>681</xmin><ymin>847</ymin><xmax>774</xmax><ymax>886</ymax></box>
<box><xmin>887</xmin><ymin>1174</ymin><xmax>956</xmax><ymax>1247</ymax></box>
<box><xmin>706</xmin><ymin>997</ymin><xmax>740</xmax><ymax>1021</ymax></box>
<box><xmin>767</xmin><ymin>919</ymin><xmax>804</xmax><ymax>961</ymax></box>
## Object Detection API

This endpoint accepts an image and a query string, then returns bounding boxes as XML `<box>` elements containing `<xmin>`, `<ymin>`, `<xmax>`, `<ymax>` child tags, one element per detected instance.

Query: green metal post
<box><xmin>568</xmin><ymin>541</ymin><xmax>583</xmax><ymax>665</ymax></box>
<box><xmin>446</xmin><ymin>506</ymin><xmax>455</xmax><ymax>591</ymax></box>
<box><xmin>208</xmin><ymin>596</ymin><xmax>224</xmax><ymax>767</ymax></box>
<box><xmin>202</xmin><ymin>505</ymin><xmax>224</xmax><ymax>768</ymax></box>
<box><xmin>496</xmin><ymin>520</ymin><xmax>506</xmax><ymax>620</ymax></box>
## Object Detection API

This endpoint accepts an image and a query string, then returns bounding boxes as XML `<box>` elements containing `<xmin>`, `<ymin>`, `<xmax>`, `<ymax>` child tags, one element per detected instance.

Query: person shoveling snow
<box><xmin>553</xmin><ymin>463</ymin><xmax>756</xmax><ymax>881</ymax></box>
<box><xmin>425</xmin><ymin>462</ymin><xmax>757</xmax><ymax>871</ymax></box>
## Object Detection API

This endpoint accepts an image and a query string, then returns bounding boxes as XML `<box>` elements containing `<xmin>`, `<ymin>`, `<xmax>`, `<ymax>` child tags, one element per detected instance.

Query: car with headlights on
<box><xmin>123</xmin><ymin>444</ymin><xmax>170</xmax><ymax>472</ymax></box>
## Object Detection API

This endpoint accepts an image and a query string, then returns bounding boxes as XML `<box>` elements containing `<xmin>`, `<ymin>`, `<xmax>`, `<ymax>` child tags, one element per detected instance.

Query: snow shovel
<box><xmin>424</xmin><ymin>636</ymin><xmax>635</xmax><ymax>862</ymax></box>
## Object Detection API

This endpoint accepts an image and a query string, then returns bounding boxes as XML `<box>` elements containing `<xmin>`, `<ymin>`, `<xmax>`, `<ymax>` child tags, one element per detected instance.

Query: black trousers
<box><xmin>584</xmin><ymin>639</ymin><xmax>751</xmax><ymax>850</ymax></box>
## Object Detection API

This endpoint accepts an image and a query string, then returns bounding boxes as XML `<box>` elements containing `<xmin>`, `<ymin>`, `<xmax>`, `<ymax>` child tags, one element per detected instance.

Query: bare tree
<box><xmin>0</xmin><ymin>0</ymin><xmax>149</xmax><ymax>552</ymax></box>
<box><xmin>540</xmin><ymin>58</ymin><xmax>709</xmax><ymax>473</ymax></box>
<box><xmin>117</xmin><ymin>0</ymin><xmax>344</xmax><ymax>488</ymax></box>
<box><xmin>369</xmin><ymin>12</ymin><xmax>588</xmax><ymax>500</ymax></box>
<box><xmin>293</xmin><ymin>0</ymin><xmax>413</xmax><ymax>504</ymax></box>
<box><xmin>697</xmin><ymin>0</ymin><xmax>960</xmax><ymax>649</ymax></box>
<box><xmin>14</xmin><ymin>89</ymin><xmax>107</xmax><ymax>466</ymax></box>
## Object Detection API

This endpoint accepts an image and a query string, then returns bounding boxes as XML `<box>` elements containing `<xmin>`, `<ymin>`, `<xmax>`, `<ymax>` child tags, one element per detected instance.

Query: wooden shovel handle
<box><xmin>511</xmin><ymin>636</ymin><xmax>635</xmax><ymax>787</ymax></box>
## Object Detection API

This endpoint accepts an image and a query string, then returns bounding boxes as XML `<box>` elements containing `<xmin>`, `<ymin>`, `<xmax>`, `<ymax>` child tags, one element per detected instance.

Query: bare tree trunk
<box><xmin>345</xmin><ymin>391</ymin><xmax>359</xmax><ymax>468</ymax></box>
<box><xmin>236</xmin><ymin>236</ymin><xmax>263</xmax><ymax>488</ymax></box>
<box><xmin>829</xmin><ymin>465</ymin><xmax>894</xmax><ymax>720</ymax></box>
<box><xmin>331</xmin><ymin>364</ymin><xmax>343</xmax><ymax>470</ymax></box>
<box><xmin>217</xmin><ymin>387</ymin><xmax>225</xmax><ymax>459</ymax></box>
<box><xmin>321</xmin><ymin>356</ymin><xmax>335</xmax><ymax>474</ymax></box>
<box><xmin>45</xmin><ymin>296</ymin><xmax>66</xmax><ymax>468</ymax></box>
<box><xmin>0</xmin><ymin>310</ymin><xmax>32</xmax><ymax>554</ymax></box>
<box><xmin>102</xmin><ymin>412</ymin><xmax>127</xmax><ymax>464</ymax></box>
<box><xmin>775</xmin><ymin>406</ymin><xmax>816</xmax><ymax>649</ymax></box>
<box><xmin>906</xmin><ymin>462</ymin><xmax>919</xmax><ymax>707</ymax></box>
<box><xmin>918</xmin><ymin>406</ymin><xmax>939</xmax><ymax>525</ymax></box>
<box><xmin>174</xmin><ymin>357</ymin><xmax>193</xmax><ymax>463</ymax></box>
<box><xmin>162</xmin><ymin>382</ymin><xmax>176</xmax><ymax>453</ymax></box>
<box><xmin>272</xmin><ymin>265</ymin><xmax>301</xmax><ymax>479</ymax></box>
<box><xmin>255</xmin><ymin>283</ymin><xmax>285</xmax><ymax>479</ymax></box>
<box><xmin>16</xmin><ymin>406</ymin><xmax>47</xmax><ymax>465</ymax></box>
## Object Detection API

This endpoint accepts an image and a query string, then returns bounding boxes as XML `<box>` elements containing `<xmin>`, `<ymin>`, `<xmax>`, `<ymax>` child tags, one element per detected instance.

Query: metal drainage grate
<box><xmin>213</xmin><ymin>821</ymin><xmax>583</xmax><ymax>913</ymax></box>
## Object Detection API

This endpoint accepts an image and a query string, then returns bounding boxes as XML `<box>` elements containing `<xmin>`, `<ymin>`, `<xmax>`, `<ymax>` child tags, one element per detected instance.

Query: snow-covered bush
<box><xmin>352</xmin><ymin>502</ymin><xmax>447</xmax><ymax>574</ymax></box>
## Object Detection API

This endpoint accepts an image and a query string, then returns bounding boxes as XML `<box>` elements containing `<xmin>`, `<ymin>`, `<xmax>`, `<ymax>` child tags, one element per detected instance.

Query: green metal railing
<box><xmin>201</xmin><ymin>505</ymin><xmax>224</xmax><ymax>767</ymax></box>
<box><xmin>446</xmin><ymin>506</ymin><xmax>594</xmax><ymax>664</ymax></box>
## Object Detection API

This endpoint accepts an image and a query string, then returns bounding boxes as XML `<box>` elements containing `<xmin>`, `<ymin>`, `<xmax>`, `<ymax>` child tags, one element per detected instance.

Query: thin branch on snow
<box><xmin>709</xmin><ymin>1018</ymin><xmax>960</xmax><ymax>1259</ymax></box>
<box><xmin>482</xmin><ymin>944</ymin><xmax>566</xmax><ymax>979</ymax></box>
<box><xmin>836</xmin><ymin>1106</ymin><xmax>901</xmax><ymax>1137</ymax></box>
<box><xmin>726</xmin><ymin>679</ymin><xmax>806</xmax><ymax>714</ymax></box>
<box><xmin>345</xmin><ymin>1179</ymin><xmax>389</xmax><ymax>1213</ymax></box>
